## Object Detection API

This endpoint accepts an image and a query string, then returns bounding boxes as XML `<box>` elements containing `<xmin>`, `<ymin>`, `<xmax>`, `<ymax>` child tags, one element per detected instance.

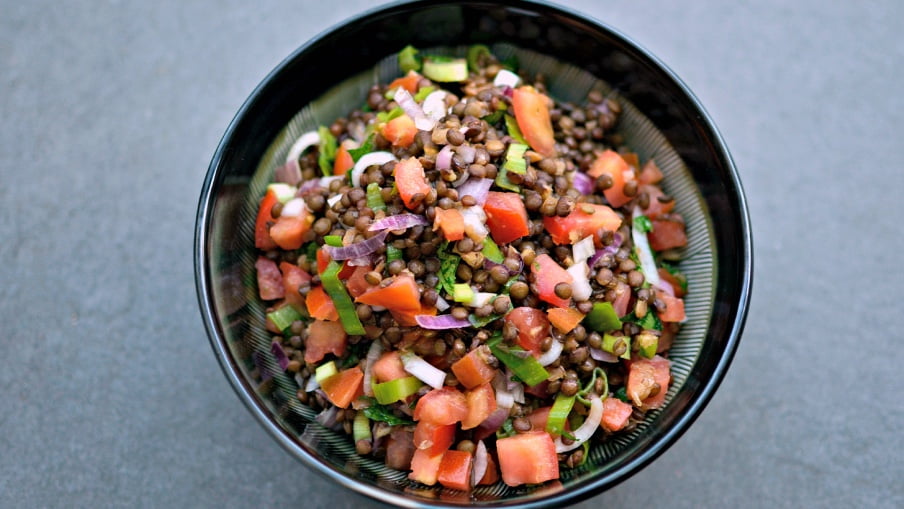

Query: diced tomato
<box><xmin>386</xmin><ymin>428</ymin><xmax>415</xmax><ymax>470</ymax></box>
<box><xmin>373</xmin><ymin>351</ymin><xmax>408</xmax><ymax>383</ymax></box>
<box><xmin>600</xmin><ymin>397</ymin><xmax>633</xmax><ymax>432</ymax></box>
<box><xmin>303</xmin><ymin>319</ymin><xmax>347</xmax><ymax>363</ymax></box>
<box><xmin>543</xmin><ymin>204</ymin><xmax>622</xmax><ymax>245</ymax></box>
<box><xmin>462</xmin><ymin>383</ymin><xmax>497</xmax><ymax>430</ymax></box>
<box><xmin>640</xmin><ymin>184</ymin><xmax>675</xmax><ymax>219</ymax></box>
<box><xmin>587</xmin><ymin>149</ymin><xmax>635</xmax><ymax>208</ymax></box>
<box><xmin>305</xmin><ymin>285</ymin><xmax>338</xmax><ymax>321</ymax></box>
<box><xmin>254</xmin><ymin>188</ymin><xmax>279</xmax><ymax>250</ymax></box>
<box><xmin>383</xmin><ymin>114</ymin><xmax>417</xmax><ymax>148</ymax></box>
<box><xmin>638</xmin><ymin>159</ymin><xmax>663</xmax><ymax>185</ymax></box>
<box><xmin>648</xmin><ymin>218</ymin><xmax>688</xmax><ymax>251</ymax></box>
<box><xmin>316</xmin><ymin>248</ymin><xmax>330</xmax><ymax>274</ymax></box>
<box><xmin>319</xmin><ymin>366</ymin><xmax>364</xmax><ymax>408</ymax></box>
<box><xmin>530</xmin><ymin>254</ymin><xmax>573</xmax><ymax>308</ymax></box>
<box><xmin>450</xmin><ymin>349</ymin><xmax>496</xmax><ymax>389</ymax></box>
<box><xmin>388</xmin><ymin>70</ymin><xmax>421</xmax><ymax>94</ymax></box>
<box><xmin>504</xmin><ymin>307</ymin><xmax>551</xmax><ymax>355</ymax></box>
<box><xmin>393</xmin><ymin>157</ymin><xmax>431</xmax><ymax>210</ymax></box>
<box><xmin>255</xmin><ymin>257</ymin><xmax>285</xmax><ymax>300</ymax></box>
<box><xmin>390</xmin><ymin>304</ymin><xmax>436</xmax><ymax>327</ymax></box>
<box><xmin>657</xmin><ymin>268</ymin><xmax>687</xmax><ymax>298</ymax></box>
<box><xmin>626</xmin><ymin>355</ymin><xmax>671</xmax><ymax>410</ymax></box>
<box><xmin>511</xmin><ymin>87</ymin><xmax>556</xmax><ymax>158</ymax></box>
<box><xmin>414</xmin><ymin>387</ymin><xmax>468</xmax><ymax>425</ymax></box>
<box><xmin>482</xmin><ymin>191</ymin><xmax>530</xmax><ymax>244</ymax></box>
<box><xmin>413</xmin><ymin>422</ymin><xmax>456</xmax><ymax>452</ymax></box>
<box><xmin>656</xmin><ymin>290</ymin><xmax>686</xmax><ymax>323</ymax></box>
<box><xmin>478</xmin><ymin>452</ymin><xmax>500</xmax><ymax>485</ymax></box>
<box><xmin>269</xmin><ymin>212</ymin><xmax>313</xmax><ymax>251</ymax></box>
<box><xmin>279</xmin><ymin>262</ymin><xmax>311</xmax><ymax>312</ymax></box>
<box><xmin>355</xmin><ymin>274</ymin><xmax>421</xmax><ymax>312</ymax></box>
<box><xmin>546</xmin><ymin>308</ymin><xmax>585</xmax><ymax>334</ymax></box>
<box><xmin>658</xmin><ymin>322</ymin><xmax>679</xmax><ymax>353</ymax></box>
<box><xmin>612</xmin><ymin>281</ymin><xmax>632</xmax><ymax>317</ymax></box>
<box><xmin>437</xmin><ymin>450</ymin><xmax>473</xmax><ymax>491</ymax></box>
<box><xmin>526</xmin><ymin>406</ymin><xmax>551</xmax><ymax>432</ymax></box>
<box><xmin>409</xmin><ymin>447</ymin><xmax>446</xmax><ymax>486</ymax></box>
<box><xmin>345</xmin><ymin>265</ymin><xmax>373</xmax><ymax>298</ymax></box>
<box><xmin>433</xmin><ymin>207</ymin><xmax>465</xmax><ymax>241</ymax></box>
<box><xmin>496</xmin><ymin>432</ymin><xmax>560</xmax><ymax>486</ymax></box>
<box><xmin>333</xmin><ymin>141</ymin><xmax>355</xmax><ymax>176</ymax></box>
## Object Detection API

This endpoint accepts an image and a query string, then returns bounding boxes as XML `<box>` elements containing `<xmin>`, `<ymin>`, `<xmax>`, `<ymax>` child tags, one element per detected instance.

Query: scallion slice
<box><xmin>487</xmin><ymin>334</ymin><xmax>549</xmax><ymax>387</ymax></box>
<box><xmin>320</xmin><ymin>261</ymin><xmax>366</xmax><ymax>335</ymax></box>
<box><xmin>372</xmin><ymin>376</ymin><xmax>423</xmax><ymax>405</ymax></box>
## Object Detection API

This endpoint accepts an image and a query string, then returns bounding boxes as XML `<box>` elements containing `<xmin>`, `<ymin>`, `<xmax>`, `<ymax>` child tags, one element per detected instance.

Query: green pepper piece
<box><xmin>398</xmin><ymin>45</ymin><xmax>421</xmax><ymax>73</ymax></box>
<box><xmin>584</xmin><ymin>302</ymin><xmax>623</xmax><ymax>332</ymax></box>
<box><xmin>422</xmin><ymin>58</ymin><xmax>468</xmax><ymax>82</ymax></box>
<box><xmin>487</xmin><ymin>334</ymin><xmax>549</xmax><ymax>387</ymax></box>
<box><xmin>372</xmin><ymin>376</ymin><xmax>424</xmax><ymax>405</ymax></box>
<box><xmin>602</xmin><ymin>333</ymin><xmax>631</xmax><ymax>360</ymax></box>
<box><xmin>481</xmin><ymin>237</ymin><xmax>504</xmax><ymax>263</ymax></box>
<box><xmin>546</xmin><ymin>393</ymin><xmax>576</xmax><ymax>436</ymax></box>
<box><xmin>319</xmin><ymin>261</ymin><xmax>366</xmax><ymax>335</ymax></box>
<box><xmin>266</xmin><ymin>304</ymin><xmax>303</xmax><ymax>333</ymax></box>
<box><xmin>323</xmin><ymin>235</ymin><xmax>343</xmax><ymax>247</ymax></box>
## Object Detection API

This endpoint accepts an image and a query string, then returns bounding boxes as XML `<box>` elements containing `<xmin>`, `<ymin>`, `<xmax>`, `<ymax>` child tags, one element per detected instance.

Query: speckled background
<box><xmin>1</xmin><ymin>1</ymin><xmax>901</xmax><ymax>507</ymax></box>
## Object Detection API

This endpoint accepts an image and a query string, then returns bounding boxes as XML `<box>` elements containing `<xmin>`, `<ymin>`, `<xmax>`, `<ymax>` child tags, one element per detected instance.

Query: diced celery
<box><xmin>372</xmin><ymin>376</ymin><xmax>423</xmax><ymax>405</ymax></box>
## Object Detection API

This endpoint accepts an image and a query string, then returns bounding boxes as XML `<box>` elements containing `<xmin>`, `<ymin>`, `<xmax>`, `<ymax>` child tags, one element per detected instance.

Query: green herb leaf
<box><xmin>496</xmin><ymin>418</ymin><xmax>516</xmax><ymax>439</ymax></box>
<box><xmin>634</xmin><ymin>214</ymin><xmax>653</xmax><ymax>233</ymax></box>
<box><xmin>398</xmin><ymin>45</ymin><xmax>421</xmax><ymax>73</ymax></box>
<box><xmin>303</xmin><ymin>241</ymin><xmax>319</xmax><ymax>262</ymax></box>
<box><xmin>436</xmin><ymin>242</ymin><xmax>460</xmax><ymax>297</ymax></box>
<box><xmin>363</xmin><ymin>401</ymin><xmax>415</xmax><ymax>426</ymax></box>
<box><xmin>505</xmin><ymin>115</ymin><xmax>528</xmax><ymax>146</ymax></box>
<box><xmin>615</xmin><ymin>386</ymin><xmax>629</xmax><ymax>403</ymax></box>
<box><xmin>348</xmin><ymin>133</ymin><xmax>375</xmax><ymax>162</ymax></box>
<box><xmin>376</xmin><ymin>107</ymin><xmax>405</xmax><ymax>124</ymax></box>
<box><xmin>622</xmin><ymin>310</ymin><xmax>662</xmax><ymax>331</ymax></box>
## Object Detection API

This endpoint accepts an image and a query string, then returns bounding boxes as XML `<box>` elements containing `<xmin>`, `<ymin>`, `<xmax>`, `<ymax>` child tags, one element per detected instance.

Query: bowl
<box><xmin>194</xmin><ymin>0</ymin><xmax>752</xmax><ymax>506</ymax></box>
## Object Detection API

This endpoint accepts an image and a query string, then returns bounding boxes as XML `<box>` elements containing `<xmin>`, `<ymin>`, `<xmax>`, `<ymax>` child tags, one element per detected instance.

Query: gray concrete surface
<box><xmin>1</xmin><ymin>1</ymin><xmax>902</xmax><ymax>507</ymax></box>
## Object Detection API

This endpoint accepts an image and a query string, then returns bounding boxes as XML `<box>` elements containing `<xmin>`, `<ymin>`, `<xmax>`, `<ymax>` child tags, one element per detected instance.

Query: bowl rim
<box><xmin>194</xmin><ymin>0</ymin><xmax>753</xmax><ymax>506</ymax></box>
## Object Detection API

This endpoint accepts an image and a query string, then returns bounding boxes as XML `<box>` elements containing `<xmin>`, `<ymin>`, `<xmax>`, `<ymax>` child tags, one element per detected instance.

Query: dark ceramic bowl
<box><xmin>194</xmin><ymin>1</ymin><xmax>752</xmax><ymax>506</ymax></box>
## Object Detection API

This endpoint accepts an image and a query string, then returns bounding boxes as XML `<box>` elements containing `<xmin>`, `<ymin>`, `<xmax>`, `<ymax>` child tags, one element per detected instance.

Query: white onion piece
<box><xmin>435</xmin><ymin>295</ymin><xmax>450</xmax><ymax>312</ymax></box>
<box><xmin>492</xmin><ymin>372</ymin><xmax>515</xmax><ymax>409</ymax></box>
<box><xmin>511</xmin><ymin>382</ymin><xmax>525</xmax><ymax>404</ymax></box>
<box><xmin>279</xmin><ymin>197</ymin><xmax>307</xmax><ymax>218</ymax></box>
<box><xmin>554</xmin><ymin>395</ymin><xmax>603</xmax><ymax>453</ymax></box>
<box><xmin>468</xmin><ymin>292</ymin><xmax>497</xmax><ymax>308</ymax></box>
<box><xmin>632</xmin><ymin>206</ymin><xmax>661</xmax><ymax>288</ymax></box>
<box><xmin>267</xmin><ymin>183</ymin><xmax>297</xmax><ymax>203</ymax></box>
<box><xmin>537</xmin><ymin>338</ymin><xmax>564</xmax><ymax>366</ymax></box>
<box><xmin>394</xmin><ymin>88</ymin><xmax>434</xmax><ymax>132</ymax></box>
<box><xmin>573</xmin><ymin>235</ymin><xmax>596</xmax><ymax>266</ymax></box>
<box><xmin>286</xmin><ymin>131</ymin><xmax>320</xmax><ymax>163</ymax></box>
<box><xmin>457</xmin><ymin>145</ymin><xmax>476</xmax><ymax>164</ymax></box>
<box><xmin>471</xmin><ymin>440</ymin><xmax>489</xmax><ymax>487</ymax></box>
<box><xmin>461</xmin><ymin>206</ymin><xmax>488</xmax><ymax>242</ymax></box>
<box><xmin>422</xmin><ymin>90</ymin><xmax>448</xmax><ymax>121</ymax></box>
<box><xmin>401</xmin><ymin>353</ymin><xmax>446</xmax><ymax>389</ymax></box>
<box><xmin>493</xmin><ymin>69</ymin><xmax>522</xmax><ymax>89</ymax></box>
<box><xmin>326</xmin><ymin>194</ymin><xmax>342</xmax><ymax>208</ymax></box>
<box><xmin>362</xmin><ymin>341</ymin><xmax>384</xmax><ymax>397</ymax></box>
<box><xmin>304</xmin><ymin>375</ymin><xmax>320</xmax><ymax>393</ymax></box>
<box><xmin>435</xmin><ymin>145</ymin><xmax>454</xmax><ymax>172</ymax></box>
<box><xmin>566</xmin><ymin>263</ymin><xmax>593</xmax><ymax>302</ymax></box>
<box><xmin>351</xmin><ymin>151</ymin><xmax>397</xmax><ymax>187</ymax></box>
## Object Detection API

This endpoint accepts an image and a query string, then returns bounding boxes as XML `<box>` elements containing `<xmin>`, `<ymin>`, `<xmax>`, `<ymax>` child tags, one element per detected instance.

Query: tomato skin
<box><xmin>587</xmin><ymin>149</ymin><xmax>635</xmax><ymax>208</ymax></box>
<box><xmin>638</xmin><ymin>159</ymin><xmax>663</xmax><ymax>185</ymax></box>
<box><xmin>344</xmin><ymin>265</ymin><xmax>373</xmax><ymax>298</ymax></box>
<box><xmin>319</xmin><ymin>366</ymin><xmax>364</xmax><ymax>408</ymax></box>
<box><xmin>450</xmin><ymin>349</ymin><xmax>497</xmax><ymax>389</ymax></box>
<box><xmin>461</xmin><ymin>383</ymin><xmax>497</xmax><ymax>430</ymax></box>
<box><xmin>543</xmin><ymin>204</ymin><xmax>622</xmax><ymax>245</ymax></box>
<box><xmin>394</xmin><ymin>157</ymin><xmax>431</xmax><ymax>210</ymax></box>
<box><xmin>372</xmin><ymin>351</ymin><xmax>408</xmax><ymax>383</ymax></box>
<box><xmin>279</xmin><ymin>262</ymin><xmax>311</xmax><ymax>312</ymax></box>
<box><xmin>478</xmin><ymin>452</ymin><xmax>500</xmax><ymax>485</ymax></box>
<box><xmin>409</xmin><ymin>447</ymin><xmax>446</xmax><ymax>486</ymax></box>
<box><xmin>526</xmin><ymin>406</ymin><xmax>551</xmax><ymax>432</ymax></box>
<box><xmin>496</xmin><ymin>432</ymin><xmax>560</xmax><ymax>486</ymax></box>
<box><xmin>255</xmin><ymin>257</ymin><xmax>285</xmax><ymax>301</ymax></box>
<box><xmin>303</xmin><ymin>320</ymin><xmax>347</xmax><ymax>364</ymax></box>
<box><xmin>437</xmin><ymin>450</ymin><xmax>473</xmax><ymax>491</ymax></box>
<box><xmin>504</xmin><ymin>307</ymin><xmax>551</xmax><ymax>355</ymax></box>
<box><xmin>384</xmin><ymin>114</ymin><xmax>417</xmax><ymax>148</ymax></box>
<box><xmin>414</xmin><ymin>387</ymin><xmax>468</xmax><ymax>425</ymax></box>
<box><xmin>483</xmin><ymin>192</ymin><xmax>530</xmax><ymax>244</ymax></box>
<box><xmin>254</xmin><ymin>189</ymin><xmax>279</xmax><ymax>250</ymax></box>
<box><xmin>601</xmin><ymin>397</ymin><xmax>633</xmax><ymax>432</ymax></box>
<box><xmin>390</xmin><ymin>304</ymin><xmax>436</xmax><ymax>327</ymax></box>
<box><xmin>529</xmin><ymin>254</ymin><xmax>573</xmax><ymax>308</ymax></box>
<box><xmin>355</xmin><ymin>274</ymin><xmax>421</xmax><ymax>312</ymax></box>
<box><xmin>648</xmin><ymin>218</ymin><xmax>688</xmax><ymax>251</ymax></box>
<box><xmin>546</xmin><ymin>308</ymin><xmax>585</xmax><ymax>334</ymax></box>
<box><xmin>512</xmin><ymin>87</ymin><xmax>556</xmax><ymax>158</ymax></box>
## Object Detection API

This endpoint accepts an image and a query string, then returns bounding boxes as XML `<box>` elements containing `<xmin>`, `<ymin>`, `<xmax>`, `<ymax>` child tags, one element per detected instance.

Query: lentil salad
<box><xmin>252</xmin><ymin>45</ymin><xmax>690</xmax><ymax>489</ymax></box>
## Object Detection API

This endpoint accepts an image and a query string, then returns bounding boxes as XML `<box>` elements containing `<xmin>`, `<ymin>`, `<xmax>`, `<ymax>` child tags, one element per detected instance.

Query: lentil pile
<box><xmin>252</xmin><ymin>45</ymin><xmax>690</xmax><ymax>489</ymax></box>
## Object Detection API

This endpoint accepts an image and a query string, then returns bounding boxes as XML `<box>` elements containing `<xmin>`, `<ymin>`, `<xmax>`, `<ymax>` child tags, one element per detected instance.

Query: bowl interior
<box><xmin>196</xmin><ymin>1</ymin><xmax>750</xmax><ymax>507</ymax></box>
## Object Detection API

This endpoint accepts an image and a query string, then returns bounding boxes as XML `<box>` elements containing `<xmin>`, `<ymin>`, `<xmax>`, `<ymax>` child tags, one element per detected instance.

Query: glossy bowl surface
<box><xmin>195</xmin><ymin>1</ymin><xmax>752</xmax><ymax>506</ymax></box>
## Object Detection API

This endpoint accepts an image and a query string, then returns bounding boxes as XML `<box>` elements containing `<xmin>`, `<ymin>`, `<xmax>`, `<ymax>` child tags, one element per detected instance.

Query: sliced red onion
<box><xmin>655</xmin><ymin>279</ymin><xmax>676</xmax><ymax>297</ymax></box>
<box><xmin>572</xmin><ymin>171</ymin><xmax>595</xmax><ymax>195</ymax></box>
<box><xmin>252</xmin><ymin>351</ymin><xmax>272</xmax><ymax>381</ymax></box>
<box><xmin>471</xmin><ymin>440</ymin><xmax>489</xmax><ymax>487</ymax></box>
<box><xmin>304</xmin><ymin>374</ymin><xmax>320</xmax><ymax>392</ymax></box>
<box><xmin>451</xmin><ymin>168</ymin><xmax>471</xmax><ymax>188</ymax></box>
<box><xmin>352</xmin><ymin>151</ymin><xmax>396</xmax><ymax>187</ymax></box>
<box><xmin>270</xmin><ymin>341</ymin><xmax>289</xmax><ymax>370</ymax></box>
<box><xmin>297</xmin><ymin>179</ymin><xmax>321</xmax><ymax>197</ymax></box>
<box><xmin>537</xmin><ymin>338</ymin><xmax>564</xmax><ymax>366</ymax></box>
<box><xmin>456</xmin><ymin>178</ymin><xmax>493</xmax><ymax>206</ymax></box>
<box><xmin>286</xmin><ymin>131</ymin><xmax>320</xmax><ymax>163</ymax></box>
<box><xmin>394</xmin><ymin>88</ymin><xmax>434</xmax><ymax>131</ymax></box>
<box><xmin>346</xmin><ymin>256</ymin><xmax>373</xmax><ymax>267</ymax></box>
<box><xmin>422</xmin><ymin>90</ymin><xmax>448</xmax><ymax>122</ymax></box>
<box><xmin>436</xmin><ymin>145</ymin><xmax>454</xmax><ymax>172</ymax></box>
<box><xmin>435</xmin><ymin>295</ymin><xmax>450</xmax><ymax>312</ymax></box>
<box><xmin>511</xmin><ymin>381</ymin><xmax>525</xmax><ymax>404</ymax></box>
<box><xmin>554</xmin><ymin>395</ymin><xmax>603</xmax><ymax>453</ymax></box>
<box><xmin>315</xmin><ymin>406</ymin><xmax>342</xmax><ymax>430</ymax></box>
<box><xmin>589</xmin><ymin>233</ymin><xmax>624</xmax><ymax>267</ymax></box>
<box><xmin>566</xmin><ymin>263</ymin><xmax>593</xmax><ymax>302</ymax></box>
<box><xmin>368</xmin><ymin>213</ymin><xmax>428</xmax><ymax>232</ymax></box>
<box><xmin>502</xmin><ymin>86</ymin><xmax>514</xmax><ymax>98</ymax></box>
<box><xmin>461</xmin><ymin>206</ymin><xmax>489</xmax><ymax>242</ymax></box>
<box><xmin>573</xmin><ymin>235</ymin><xmax>596</xmax><ymax>265</ymax></box>
<box><xmin>493</xmin><ymin>69</ymin><xmax>522</xmax><ymax>89</ymax></box>
<box><xmin>323</xmin><ymin>230</ymin><xmax>389</xmax><ymax>261</ymax></box>
<box><xmin>401</xmin><ymin>352</ymin><xmax>446</xmax><ymax>389</ymax></box>
<box><xmin>414</xmin><ymin>314</ymin><xmax>472</xmax><ymax>329</ymax></box>
<box><xmin>362</xmin><ymin>340</ymin><xmax>383</xmax><ymax>397</ymax></box>
<box><xmin>474</xmin><ymin>408</ymin><xmax>509</xmax><ymax>441</ymax></box>
<box><xmin>320</xmin><ymin>175</ymin><xmax>345</xmax><ymax>188</ymax></box>
<box><xmin>632</xmin><ymin>206</ymin><xmax>661</xmax><ymax>287</ymax></box>
<box><xmin>280</xmin><ymin>197</ymin><xmax>307</xmax><ymax>218</ymax></box>
<box><xmin>590</xmin><ymin>347</ymin><xmax>619</xmax><ymax>363</ymax></box>
<box><xmin>275</xmin><ymin>159</ymin><xmax>302</xmax><ymax>186</ymax></box>
<box><xmin>456</xmin><ymin>145</ymin><xmax>476</xmax><ymax>164</ymax></box>
<box><xmin>492</xmin><ymin>372</ymin><xmax>515</xmax><ymax>409</ymax></box>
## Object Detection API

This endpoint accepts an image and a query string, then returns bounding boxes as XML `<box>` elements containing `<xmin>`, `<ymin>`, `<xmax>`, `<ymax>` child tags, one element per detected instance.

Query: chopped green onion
<box><xmin>578</xmin><ymin>367</ymin><xmax>609</xmax><ymax>405</ymax></box>
<box><xmin>634</xmin><ymin>214</ymin><xmax>653</xmax><ymax>233</ymax></box>
<box><xmin>505</xmin><ymin>115</ymin><xmax>528</xmax><ymax>145</ymax></box>
<box><xmin>614</xmin><ymin>386</ymin><xmax>629</xmax><ymax>403</ymax></box>
<box><xmin>503</xmin><ymin>143</ymin><xmax>528</xmax><ymax>175</ymax></box>
<box><xmin>315</xmin><ymin>361</ymin><xmax>338</xmax><ymax>383</ymax></box>
<box><xmin>602</xmin><ymin>333</ymin><xmax>631</xmax><ymax>360</ymax></box>
<box><xmin>398</xmin><ymin>44</ymin><xmax>421</xmax><ymax>73</ymax></box>
<box><xmin>413</xmin><ymin>85</ymin><xmax>436</xmax><ymax>102</ymax></box>
<box><xmin>453</xmin><ymin>284</ymin><xmax>474</xmax><ymax>303</ymax></box>
<box><xmin>323</xmin><ymin>235</ymin><xmax>343</xmax><ymax>247</ymax></box>
<box><xmin>487</xmin><ymin>334</ymin><xmax>549</xmax><ymax>387</ymax></box>
<box><xmin>546</xmin><ymin>393</ymin><xmax>576</xmax><ymax>436</ymax></box>
<box><xmin>386</xmin><ymin>245</ymin><xmax>403</xmax><ymax>263</ymax></box>
<box><xmin>266</xmin><ymin>304</ymin><xmax>303</xmax><ymax>333</ymax></box>
<box><xmin>353</xmin><ymin>411</ymin><xmax>372</xmax><ymax>442</ymax></box>
<box><xmin>372</xmin><ymin>376</ymin><xmax>423</xmax><ymax>405</ymax></box>
<box><xmin>422</xmin><ymin>57</ymin><xmax>468</xmax><ymax>82</ymax></box>
<box><xmin>376</xmin><ymin>107</ymin><xmax>405</xmax><ymax>123</ymax></box>
<box><xmin>495</xmin><ymin>165</ymin><xmax>521</xmax><ymax>192</ymax></box>
<box><xmin>496</xmin><ymin>418</ymin><xmax>516</xmax><ymax>439</ymax></box>
<box><xmin>436</xmin><ymin>242</ymin><xmax>460</xmax><ymax>296</ymax></box>
<box><xmin>317</xmin><ymin>126</ymin><xmax>337</xmax><ymax>176</ymax></box>
<box><xmin>320</xmin><ymin>261</ymin><xmax>366</xmax><ymax>335</ymax></box>
<box><xmin>467</xmin><ymin>44</ymin><xmax>492</xmax><ymax>70</ymax></box>
<box><xmin>481</xmin><ymin>237</ymin><xmax>504</xmax><ymax>263</ymax></box>
<box><xmin>584</xmin><ymin>302</ymin><xmax>623</xmax><ymax>332</ymax></box>
<box><xmin>366</xmin><ymin>182</ymin><xmax>386</xmax><ymax>212</ymax></box>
